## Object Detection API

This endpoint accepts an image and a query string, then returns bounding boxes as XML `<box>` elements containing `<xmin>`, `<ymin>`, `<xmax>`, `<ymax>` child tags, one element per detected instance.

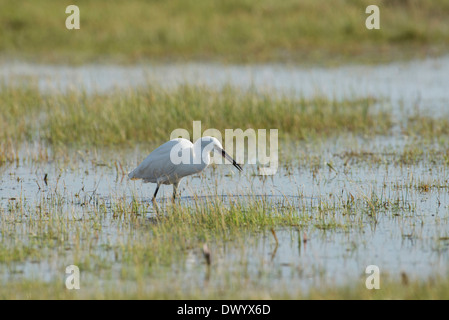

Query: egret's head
<box><xmin>198</xmin><ymin>136</ymin><xmax>222</xmax><ymax>150</ymax></box>
<box><xmin>197</xmin><ymin>136</ymin><xmax>242</xmax><ymax>172</ymax></box>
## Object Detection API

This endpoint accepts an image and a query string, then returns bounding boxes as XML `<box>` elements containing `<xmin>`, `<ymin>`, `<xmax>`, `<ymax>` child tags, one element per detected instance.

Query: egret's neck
<box><xmin>192</xmin><ymin>142</ymin><xmax>211</xmax><ymax>170</ymax></box>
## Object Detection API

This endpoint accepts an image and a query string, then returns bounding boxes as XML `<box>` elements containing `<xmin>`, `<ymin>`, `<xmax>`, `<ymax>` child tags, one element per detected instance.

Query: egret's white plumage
<box><xmin>129</xmin><ymin>136</ymin><xmax>242</xmax><ymax>201</ymax></box>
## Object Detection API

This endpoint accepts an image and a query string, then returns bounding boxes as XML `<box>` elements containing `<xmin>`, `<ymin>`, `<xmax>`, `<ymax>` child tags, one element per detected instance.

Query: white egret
<box><xmin>128</xmin><ymin>136</ymin><xmax>242</xmax><ymax>201</ymax></box>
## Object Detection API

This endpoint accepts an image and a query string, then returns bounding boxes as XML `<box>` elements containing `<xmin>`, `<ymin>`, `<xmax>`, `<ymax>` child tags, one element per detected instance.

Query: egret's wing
<box><xmin>142</xmin><ymin>154</ymin><xmax>178</xmax><ymax>184</ymax></box>
<box><xmin>128</xmin><ymin>139</ymin><xmax>192</xmax><ymax>183</ymax></box>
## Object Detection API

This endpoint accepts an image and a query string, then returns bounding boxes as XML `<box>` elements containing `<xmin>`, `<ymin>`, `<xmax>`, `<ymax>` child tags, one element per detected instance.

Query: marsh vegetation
<box><xmin>1</xmin><ymin>0</ymin><xmax>449</xmax><ymax>300</ymax></box>
<box><xmin>1</xmin><ymin>65</ymin><xmax>449</xmax><ymax>298</ymax></box>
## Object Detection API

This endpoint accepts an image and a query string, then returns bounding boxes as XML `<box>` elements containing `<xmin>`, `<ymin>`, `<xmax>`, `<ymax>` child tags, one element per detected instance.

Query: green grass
<box><xmin>404</xmin><ymin>114</ymin><xmax>449</xmax><ymax>138</ymax></box>
<box><xmin>0</xmin><ymin>82</ymin><xmax>390</xmax><ymax>148</ymax></box>
<box><xmin>2</xmin><ymin>80</ymin><xmax>449</xmax><ymax>163</ymax></box>
<box><xmin>1</xmin><ymin>0</ymin><xmax>449</xmax><ymax>64</ymax></box>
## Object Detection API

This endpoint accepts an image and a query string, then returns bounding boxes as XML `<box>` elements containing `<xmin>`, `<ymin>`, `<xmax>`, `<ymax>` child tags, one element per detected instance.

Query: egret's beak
<box><xmin>221</xmin><ymin>149</ymin><xmax>242</xmax><ymax>172</ymax></box>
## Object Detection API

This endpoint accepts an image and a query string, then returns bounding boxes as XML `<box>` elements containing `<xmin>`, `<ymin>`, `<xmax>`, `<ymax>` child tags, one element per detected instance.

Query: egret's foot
<box><xmin>172</xmin><ymin>193</ymin><xmax>179</xmax><ymax>204</ymax></box>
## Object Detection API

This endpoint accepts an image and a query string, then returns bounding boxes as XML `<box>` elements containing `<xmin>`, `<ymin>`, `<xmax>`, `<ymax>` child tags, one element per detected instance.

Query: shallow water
<box><xmin>1</xmin><ymin>57</ymin><xmax>449</xmax><ymax>295</ymax></box>
<box><xmin>1</xmin><ymin>140</ymin><xmax>448</xmax><ymax>292</ymax></box>
<box><xmin>2</xmin><ymin>56</ymin><xmax>449</xmax><ymax>117</ymax></box>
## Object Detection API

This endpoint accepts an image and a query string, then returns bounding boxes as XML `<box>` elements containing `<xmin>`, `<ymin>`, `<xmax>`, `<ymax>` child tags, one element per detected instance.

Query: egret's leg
<box><xmin>152</xmin><ymin>183</ymin><xmax>162</xmax><ymax>215</ymax></box>
<box><xmin>172</xmin><ymin>182</ymin><xmax>180</xmax><ymax>202</ymax></box>
<box><xmin>152</xmin><ymin>183</ymin><xmax>160</xmax><ymax>202</ymax></box>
